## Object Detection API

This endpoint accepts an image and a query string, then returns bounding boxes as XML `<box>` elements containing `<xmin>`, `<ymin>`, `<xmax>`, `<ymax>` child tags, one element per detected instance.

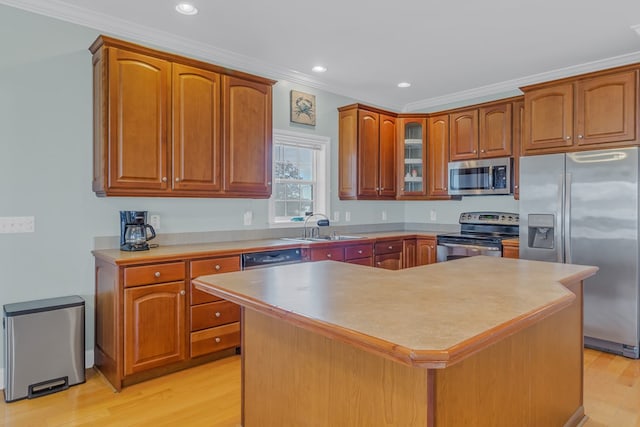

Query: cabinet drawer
<box><xmin>345</xmin><ymin>244</ymin><xmax>373</xmax><ymax>260</ymax></box>
<box><xmin>309</xmin><ymin>247</ymin><xmax>345</xmax><ymax>262</ymax></box>
<box><xmin>124</xmin><ymin>262</ymin><xmax>185</xmax><ymax>287</ymax></box>
<box><xmin>190</xmin><ymin>322</ymin><xmax>241</xmax><ymax>358</ymax></box>
<box><xmin>191</xmin><ymin>300</ymin><xmax>240</xmax><ymax>331</ymax></box>
<box><xmin>190</xmin><ymin>256</ymin><xmax>240</xmax><ymax>278</ymax></box>
<box><xmin>346</xmin><ymin>257</ymin><xmax>373</xmax><ymax>267</ymax></box>
<box><xmin>374</xmin><ymin>240</ymin><xmax>403</xmax><ymax>255</ymax></box>
<box><xmin>190</xmin><ymin>256</ymin><xmax>241</xmax><ymax>304</ymax></box>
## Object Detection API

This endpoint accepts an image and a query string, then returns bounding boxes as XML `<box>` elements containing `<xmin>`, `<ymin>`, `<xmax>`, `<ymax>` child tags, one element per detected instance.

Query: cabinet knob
<box><xmin>401</xmin><ymin>187</ymin><xmax>404</xmax><ymax>191</ymax></box>
<box><xmin>388</xmin><ymin>246</ymin><xmax>393</xmax><ymax>250</ymax></box>
<box><xmin>515</xmin><ymin>185</ymin><xmax>519</xmax><ymax>189</ymax></box>
<box><xmin>267</xmin><ymin>181</ymin><xmax>272</xmax><ymax>185</ymax></box>
<box><xmin>162</xmin><ymin>177</ymin><xmax>167</xmax><ymax>182</ymax></box>
<box><xmin>327</xmin><ymin>253</ymin><xmax>332</xmax><ymax>258</ymax></box>
<box><xmin>377</xmin><ymin>262</ymin><xmax>381</xmax><ymax>266</ymax></box>
<box><xmin>577</xmin><ymin>134</ymin><xmax>584</xmax><ymax>139</ymax></box>
<box><xmin>215</xmin><ymin>337</ymin><xmax>221</xmax><ymax>343</ymax></box>
<box><xmin>358</xmin><ymin>250</ymin><xmax>363</xmax><ymax>254</ymax></box>
<box><xmin>180</xmin><ymin>290</ymin><xmax>185</xmax><ymax>295</ymax></box>
<box><xmin>473</xmin><ymin>150</ymin><xmax>477</xmax><ymax>153</ymax></box>
<box><xmin>154</xmin><ymin>272</ymin><xmax>161</xmax><ymax>278</ymax></box>
<box><xmin>215</xmin><ymin>264</ymin><xmax>221</xmax><ymax>271</ymax></box>
<box><xmin>215</xmin><ymin>312</ymin><xmax>221</xmax><ymax>318</ymax></box>
<box><xmin>565</xmin><ymin>136</ymin><xmax>571</xmax><ymax>140</ymax></box>
<box><xmin>175</xmin><ymin>177</ymin><xmax>180</xmax><ymax>182</ymax></box>
<box><xmin>480</xmin><ymin>149</ymin><xmax>485</xmax><ymax>153</ymax></box>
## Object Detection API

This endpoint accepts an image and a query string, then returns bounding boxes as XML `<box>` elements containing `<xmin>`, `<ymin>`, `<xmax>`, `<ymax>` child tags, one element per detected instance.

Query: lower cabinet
<box><xmin>345</xmin><ymin>243</ymin><xmax>373</xmax><ymax>266</ymax></box>
<box><xmin>94</xmin><ymin>254</ymin><xmax>241</xmax><ymax>391</ymax></box>
<box><xmin>502</xmin><ymin>239</ymin><xmax>520</xmax><ymax>259</ymax></box>
<box><xmin>403</xmin><ymin>239</ymin><xmax>417</xmax><ymax>268</ymax></box>
<box><xmin>374</xmin><ymin>240</ymin><xmax>403</xmax><ymax>270</ymax></box>
<box><xmin>416</xmin><ymin>237</ymin><xmax>437</xmax><ymax>265</ymax></box>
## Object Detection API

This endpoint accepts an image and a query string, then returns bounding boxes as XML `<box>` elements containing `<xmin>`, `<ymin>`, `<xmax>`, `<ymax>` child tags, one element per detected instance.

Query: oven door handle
<box><xmin>439</xmin><ymin>242</ymin><xmax>501</xmax><ymax>251</ymax></box>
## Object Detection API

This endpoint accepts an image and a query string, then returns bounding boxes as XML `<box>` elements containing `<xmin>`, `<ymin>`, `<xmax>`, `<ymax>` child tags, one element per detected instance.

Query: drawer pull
<box><xmin>327</xmin><ymin>253</ymin><xmax>332</xmax><ymax>258</ymax></box>
<box><xmin>215</xmin><ymin>264</ymin><xmax>221</xmax><ymax>271</ymax></box>
<box><xmin>215</xmin><ymin>337</ymin><xmax>221</xmax><ymax>343</ymax></box>
<box><xmin>215</xmin><ymin>312</ymin><xmax>221</xmax><ymax>318</ymax></box>
<box><xmin>358</xmin><ymin>250</ymin><xmax>363</xmax><ymax>254</ymax></box>
<box><xmin>154</xmin><ymin>272</ymin><xmax>161</xmax><ymax>278</ymax></box>
<box><xmin>180</xmin><ymin>290</ymin><xmax>185</xmax><ymax>295</ymax></box>
<box><xmin>388</xmin><ymin>246</ymin><xmax>393</xmax><ymax>250</ymax></box>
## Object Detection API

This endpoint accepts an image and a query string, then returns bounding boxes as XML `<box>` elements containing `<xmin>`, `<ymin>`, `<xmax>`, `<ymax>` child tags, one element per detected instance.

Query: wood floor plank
<box><xmin>1</xmin><ymin>349</ymin><xmax>639</xmax><ymax>426</ymax></box>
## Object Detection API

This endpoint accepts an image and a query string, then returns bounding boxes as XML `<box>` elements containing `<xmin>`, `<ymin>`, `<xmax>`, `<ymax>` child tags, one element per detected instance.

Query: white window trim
<box><xmin>269</xmin><ymin>129</ymin><xmax>331</xmax><ymax>227</ymax></box>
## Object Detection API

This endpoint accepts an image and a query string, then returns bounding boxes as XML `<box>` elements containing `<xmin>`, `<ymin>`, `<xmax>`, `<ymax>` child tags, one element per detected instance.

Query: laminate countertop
<box><xmin>91</xmin><ymin>231</ymin><xmax>437</xmax><ymax>265</ymax></box>
<box><xmin>194</xmin><ymin>256</ymin><xmax>597</xmax><ymax>368</ymax></box>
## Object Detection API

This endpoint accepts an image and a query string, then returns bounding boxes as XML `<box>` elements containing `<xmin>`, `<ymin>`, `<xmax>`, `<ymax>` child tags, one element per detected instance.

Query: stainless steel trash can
<box><xmin>3</xmin><ymin>295</ymin><xmax>85</xmax><ymax>402</ymax></box>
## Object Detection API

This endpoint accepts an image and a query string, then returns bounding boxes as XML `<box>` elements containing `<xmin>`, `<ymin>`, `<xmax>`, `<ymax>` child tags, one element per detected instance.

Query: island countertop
<box><xmin>193</xmin><ymin>256</ymin><xmax>597</xmax><ymax>368</ymax></box>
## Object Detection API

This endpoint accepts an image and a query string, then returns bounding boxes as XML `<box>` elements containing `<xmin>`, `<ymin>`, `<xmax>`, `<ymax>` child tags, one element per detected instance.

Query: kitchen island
<box><xmin>193</xmin><ymin>256</ymin><xmax>597</xmax><ymax>427</ymax></box>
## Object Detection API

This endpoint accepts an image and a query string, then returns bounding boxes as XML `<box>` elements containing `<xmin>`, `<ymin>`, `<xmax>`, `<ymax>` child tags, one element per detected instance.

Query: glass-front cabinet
<box><xmin>398</xmin><ymin>117</ymin><xmax>427</xmax><ymax>198</ymax></box>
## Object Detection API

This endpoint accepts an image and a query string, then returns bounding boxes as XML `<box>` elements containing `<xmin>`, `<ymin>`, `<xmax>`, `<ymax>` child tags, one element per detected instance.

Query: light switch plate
<box><xmin>430</xmin><ymin>210</ymin><xmax>437</xmax><ymax>221</ymax></box>
<box><xmin>149</xmin><ymin>215</ymin><xmax>160</xmax><ymax>230</ymax></box>
<box><xmin>0</xmin><ymin>216</ymin><xmax>35</xmax><ymax>233</ymax></box>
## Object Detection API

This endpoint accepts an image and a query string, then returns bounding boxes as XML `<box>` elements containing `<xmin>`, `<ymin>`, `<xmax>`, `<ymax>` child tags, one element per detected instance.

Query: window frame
<box><xmin>269</xmin><ymin>129</ymin><xmax>330</xmax><ymax>227</ymax></box>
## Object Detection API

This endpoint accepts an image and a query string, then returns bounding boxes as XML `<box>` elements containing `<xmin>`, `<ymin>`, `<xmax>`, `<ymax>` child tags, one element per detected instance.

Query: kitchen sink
<box><xmin>280</xmin><ymin>235</ymin><xmax>367</xmax><ymax>243</ymax></box>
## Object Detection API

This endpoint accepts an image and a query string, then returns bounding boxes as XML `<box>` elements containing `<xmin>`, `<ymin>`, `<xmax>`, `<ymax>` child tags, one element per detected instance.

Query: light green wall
<box><xmin>0</xmin><ymin>4</ymin><xmax>518</xmax><ymax>374</ymax></box>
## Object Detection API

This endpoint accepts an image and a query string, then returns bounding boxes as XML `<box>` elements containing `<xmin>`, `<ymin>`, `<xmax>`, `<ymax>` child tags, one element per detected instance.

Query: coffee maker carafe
<box><xmin>120</xmin><ymin>211</ymin><xmax>156</xmax><ymax>251</ymax></box>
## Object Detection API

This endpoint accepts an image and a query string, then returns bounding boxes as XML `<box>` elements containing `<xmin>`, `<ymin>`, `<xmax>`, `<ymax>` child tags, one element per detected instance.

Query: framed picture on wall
<box><xmin>290</xmin><ymin>90</ymin><xmax>316</xmax><ymax>126</ymax></box>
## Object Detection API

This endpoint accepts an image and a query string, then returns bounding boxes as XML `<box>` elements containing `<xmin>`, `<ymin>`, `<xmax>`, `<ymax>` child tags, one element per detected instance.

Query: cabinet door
<box><xmin>479</xmin><ymin>103</ymin><xmax>512</xmax><ymax>158</ymax></box>
<box><xmin>512</xmin><ymin>100</ymin><xmax>524</xmax><ymax>200</ymax></box>
<box><xmin>374</xmin><ymin>252</ymin><xmax>402</xmax><ymax>270</ymax></box>
<box><xmin>107</xmin><ymin>48</ymin><xmax>171</xmax><ymax>191</ymax></box>
<box><xmin>124</xmin><ymin>281</ymin><xmax>186</xmax><ymax>376</ymax></box>
<box><xmin>357</xmin><ymin>110</ymin><xmax>380</xmax><ymax>197</ymax></box>
<box><xmin>576</xmin><ymin>70</ymin><xmax>637</xmax><ymax>147</ymax></box>
<box><xmin>523</xmin><ymin>83</ymin><xmax>573</xmax><ymax>153</ymax></box>
<box><xmin>449</xmin><ymin>110</ymin><xmax>478</xmax><ymax>161</ymax></box>
<box><xmin>222</xmin><ymin>76</ymin><xmax>272</xmax><ymax>196</ymax></box>
<box><xmin>403</xmin><ymin>239</ymin><xmax>416</xmax><ymax>269</ymax></box>
<box><xmin>398</xmin><ymin>118</ymin><xmax>427</xmax><ymax>198</ymax></box>
<box><xmin>378</xmin><ymin>114</ymin><xmax>397</xmax><ymax>198</ymax></box>
<box><xmin>338</xmin><ymin>108</ymin><xmax>358</xmax><ymax>200</ymax></box>
<box><xmin>172</xmin><ymin>64</ymin><xmax>221</xmax><ymax>193</ymax></box>
<box><xmin>417</xmin><ymin>238</ymin><xmax>437</xmax><ymax>265</ymax></box>
<box><xmin>428</xmin><ymin>114</ymin><xmax>450</xmax><ymax>197</ymax></box>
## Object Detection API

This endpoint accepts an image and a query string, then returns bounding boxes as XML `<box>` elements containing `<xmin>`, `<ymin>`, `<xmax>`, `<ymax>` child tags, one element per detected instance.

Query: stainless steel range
<box><xmin>437</xmin><ymin>212</ymin><xmax>519</xmax><ymax>262</ymax></box>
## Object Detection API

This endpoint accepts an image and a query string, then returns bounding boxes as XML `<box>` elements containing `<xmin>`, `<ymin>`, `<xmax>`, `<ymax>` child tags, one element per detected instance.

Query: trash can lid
<box><xmin>3</xmin><ymin>295</ymin><xmax>84</xmax><ymax>317</ymax></box>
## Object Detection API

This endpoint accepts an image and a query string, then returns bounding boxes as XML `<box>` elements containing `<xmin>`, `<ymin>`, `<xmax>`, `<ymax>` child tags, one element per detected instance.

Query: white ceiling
<box><xmin>3</xmin><ymin>0</ymin><xmax>640</xmax><ymax>111</ymax></box>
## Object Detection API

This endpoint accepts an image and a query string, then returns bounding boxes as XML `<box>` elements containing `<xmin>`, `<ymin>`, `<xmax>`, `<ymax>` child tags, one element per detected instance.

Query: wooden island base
<box><xmin>242</xmin><ymin>282</ymin><xmax>584</xmax><ymax>427</ymax></box>
<box><xmin>194</xmin><ymin>258</ymin><xmax>596</xmax><ymax>427</ymax></box>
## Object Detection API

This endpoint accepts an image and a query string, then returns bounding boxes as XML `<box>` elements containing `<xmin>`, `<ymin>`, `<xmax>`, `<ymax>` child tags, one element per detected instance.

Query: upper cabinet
<box><xmin>397</xmin><ymin>117</ymin><xmax>427</xmax><ymax>199</ymax></box>
<box><xmin>522</xmin><ymin>68</ymin><xmax>637</xmax><ymax>155</ymax></box>
<box><xmin>338</xmin><ymin>104</ymin><xmax>396</xmax><ymax>200</ymax></box>
<box><xmin>90</xmin><ymin>36</ymin><xmax>275</xmax><ymax>198</ymax></box>
<box><xmin>427</xmin><ymin>114</ymin><xmax>450</xmax><ymax>198</ymax></box>
<box><xmin>449</xmin><ymin>102</ymin><xmax>513</xmax><ymax>161</ymax></box>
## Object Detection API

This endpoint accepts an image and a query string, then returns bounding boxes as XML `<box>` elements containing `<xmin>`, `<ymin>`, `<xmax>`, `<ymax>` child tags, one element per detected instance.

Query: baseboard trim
<box><xmin>0</xmin><ymin>349</ymin><xmax>94</xmax><ymax>391</ymax></box>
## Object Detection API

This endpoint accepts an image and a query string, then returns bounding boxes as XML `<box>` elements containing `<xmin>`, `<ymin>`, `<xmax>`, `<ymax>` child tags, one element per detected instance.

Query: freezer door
<box><xmin>567</xmin><ymin>147</ymin><xmax>640</xmax><ymax>348</ymax></box>
<box><xmin>519</xmin><ymin>153</ymin><xmax>565</xmax><ymax>262</ymax></box>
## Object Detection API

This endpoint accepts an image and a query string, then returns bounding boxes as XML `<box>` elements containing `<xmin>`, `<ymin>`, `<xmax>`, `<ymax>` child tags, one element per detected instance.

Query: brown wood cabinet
<box><xmin>397</xmin><ymin>117</ymin><xmax>427</xmax><ymax>199</ymax></box>
<box><xmin>513</xmin><ymin>100</ymin><xmax>524</xmax><ymax>199</ymax></box>
<box><xmin>344</xmin><ymin>243</ymin><xmax>373</xmax><ymax>266</ymax></box>
<box><xmin>338</xmin><ymin>104</ymin><xmax>397</xmax><ymax>200</ymax></box>
<box><xmin>94</xmin><ymin>253</ymin><xmax>241</xmax><ymax>391</ymax></box>
<box><xmin>90</xmin><ymin>35</ymin><xmax>275</xmax><ymax>198</ymax></box>
<box><xmin>374</xmin><ymin>240</ymin><xmax>403</xmax><ymax>270</ymax></box>
<box><xmin>522</xmin><ymin>68</ymin><xmax>638</xmax><ymax>155</ymax></box>
<box><xmin>403</xmin><ymin>238</ymin><xmax>416</xmax><ymax>268</ymax></box>
<box><xmin>502</xmin><ymin>239</ymin><xmax>520</xmax><ymax>259</ymax></box>
<box><xmin>450</xmin><ymin>103</ymin><xmax>513</xmax><ymax>161</ymax></box>
<box><xmin>428</xmin><ymin>114</ymin><xmax>450</xmax><ymax>197</ymax></box>
<box><xmin>416</xmin><ymin>237</ymin><xmax>437</xmax><ymax>265</ymax></box>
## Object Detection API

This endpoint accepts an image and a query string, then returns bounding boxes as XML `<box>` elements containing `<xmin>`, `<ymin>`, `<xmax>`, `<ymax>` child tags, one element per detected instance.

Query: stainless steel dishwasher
<box><xmin>242</xmin><ymin>248</ymin><xmax>303</xmax><ymax>270</ymax></box>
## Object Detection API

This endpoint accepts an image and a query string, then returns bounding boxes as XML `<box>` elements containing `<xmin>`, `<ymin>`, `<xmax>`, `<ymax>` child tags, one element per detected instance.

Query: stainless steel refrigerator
<box><xmin>519</xmin><ymin>147</ymin><xmax>640</xmax><ymax>358</ymax></box>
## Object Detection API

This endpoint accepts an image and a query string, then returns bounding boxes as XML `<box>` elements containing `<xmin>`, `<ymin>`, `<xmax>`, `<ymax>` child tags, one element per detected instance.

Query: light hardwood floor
<box><xmin>1</xmin><ymin>348</ymin><xmax>638</xmax><ymax>426</ymax></box>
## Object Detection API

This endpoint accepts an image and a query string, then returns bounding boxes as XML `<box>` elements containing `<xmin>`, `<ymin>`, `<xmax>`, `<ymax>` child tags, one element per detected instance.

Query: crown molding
<box><xmin>2</xmin><ymin>0</ymin><xmax>639</xmax><ymax>114</ymax></box>
<box><xmin>404</xmin><ymin>50</ymin><xmax>640</xmax><ymax>112</ymax></box>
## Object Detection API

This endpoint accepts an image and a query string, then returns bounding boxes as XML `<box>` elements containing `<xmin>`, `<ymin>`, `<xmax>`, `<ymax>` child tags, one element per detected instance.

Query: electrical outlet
<box><xmin>333</xmin><ymin>211</ymin><xmax>340</xmax><ymax>222</ymax></box>
<box><xmin>345</xmin><ymin>211</ymin><xmax>351</xmax><ymax>222</ymax></box>
<box><xmin>150</xmin><ymin>215</ymin><xmax>161</xmax><ymax>231</ymax></box>
<box><xmin>430</xmin><ymin>210</ymin><xmax>437</xmax><ymax>221</ymax></box>
<box><xmin>243</xmin><ymin>210</ymin><xmax>253</xmax><ymax>226</ymax></box>
<box><xmin>0</xmin><ymin>216</ymin><xmax>35</xmax><ymax>233</ymax></box>
<box><xmin>382</xmin><ymin>210</ymin><xmax>387</xmax><ymax>221</ymax></box>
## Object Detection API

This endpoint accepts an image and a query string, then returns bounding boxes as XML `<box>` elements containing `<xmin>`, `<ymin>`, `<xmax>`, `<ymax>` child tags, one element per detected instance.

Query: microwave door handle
<box><xmin>488</xmin><ymin>166</ymin><xmax>494</xmax><ymax>190</ymax></box>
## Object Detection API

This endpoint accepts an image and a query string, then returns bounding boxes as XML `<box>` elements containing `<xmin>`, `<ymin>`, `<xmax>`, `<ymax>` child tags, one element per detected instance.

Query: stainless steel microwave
<box><xmin>448</xmin><ymin>157</ymin><xmax>512</xmax><ymax>196</ymax></box>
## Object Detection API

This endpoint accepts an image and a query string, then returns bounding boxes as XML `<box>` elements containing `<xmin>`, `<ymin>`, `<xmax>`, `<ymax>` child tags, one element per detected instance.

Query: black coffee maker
<box><xmin>120</xmin><ymin>211</ymin><xmax>157</xmax><ymax>251</ymax></box>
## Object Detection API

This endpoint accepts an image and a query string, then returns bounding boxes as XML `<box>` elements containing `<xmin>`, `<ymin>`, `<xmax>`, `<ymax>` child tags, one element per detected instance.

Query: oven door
<box><xmin>436</xmin><ymin>241</ymin><xmax>502</xmax><ymax>262</ymax></box>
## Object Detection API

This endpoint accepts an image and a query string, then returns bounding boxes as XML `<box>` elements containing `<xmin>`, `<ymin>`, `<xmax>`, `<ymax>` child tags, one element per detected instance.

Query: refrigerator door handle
<box><xmin>564</xmin><ymin>172</ymin><xmax>572</xmax><ymax>264</ymax></box>
<box><xmin>556</xmin><ymin>174</ymin><xmax>564</xmax><ymax>263</ymax></box>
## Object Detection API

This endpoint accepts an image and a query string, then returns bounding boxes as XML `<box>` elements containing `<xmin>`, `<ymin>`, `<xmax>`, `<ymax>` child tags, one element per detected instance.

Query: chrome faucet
<box><xmin>303</xmin><ymin>213</ymin><xmax>330</xmax><ymax>239</ymax></box>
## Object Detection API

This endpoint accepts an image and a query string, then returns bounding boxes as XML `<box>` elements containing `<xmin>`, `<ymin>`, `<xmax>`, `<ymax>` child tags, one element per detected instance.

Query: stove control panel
<box><xmin>459</xmin><ymin>211</ymin><xmax>519</xmax><ymax>226</ymax></box>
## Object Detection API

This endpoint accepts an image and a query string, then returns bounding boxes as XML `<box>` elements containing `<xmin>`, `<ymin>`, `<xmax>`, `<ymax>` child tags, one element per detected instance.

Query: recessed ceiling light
<box><xmin>176</xmin><ymin>3</ymin><xmax>198</xmax><ymax>15</ymax></box>
<box><xmin>312</xmin><ymin>65</ymin><xmax>327</xmax><ymax>73</ymax></box>
<box><xmin>397</xmin><ymin>82</ymin><xmax>411</xmax><ymax>88</ymax></box>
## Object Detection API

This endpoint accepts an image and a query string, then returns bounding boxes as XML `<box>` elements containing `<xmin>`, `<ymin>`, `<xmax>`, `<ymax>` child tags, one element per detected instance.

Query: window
<box><xmin>270</xmin><ymin>129</ymin><xmax>330</xmax><ymax>224</ymax></box>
